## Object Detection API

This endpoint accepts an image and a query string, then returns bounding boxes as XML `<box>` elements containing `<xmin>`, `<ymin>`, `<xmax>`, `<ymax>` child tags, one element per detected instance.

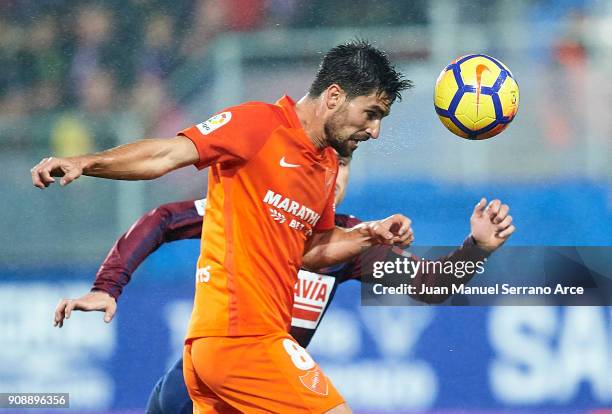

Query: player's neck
<box><xmin>295</xmin><ymin>95</ymin><xmax>327</xmax><ymax>150</ymax></box>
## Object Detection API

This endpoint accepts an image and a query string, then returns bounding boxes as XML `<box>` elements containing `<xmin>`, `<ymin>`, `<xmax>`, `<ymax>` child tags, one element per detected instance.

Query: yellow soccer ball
<box><xmin>434</xmin><ymin>54</ymin><xmax>519</xmax><ymax>140</ymax></box>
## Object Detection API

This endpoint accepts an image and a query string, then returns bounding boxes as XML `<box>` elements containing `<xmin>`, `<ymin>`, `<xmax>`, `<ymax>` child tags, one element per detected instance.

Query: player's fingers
<box><xmin>493</xmin><ymin>204</ymin><xmax>510</xmax><ymax>224</ymax></box>
<box><xmin>372</xmin><ymin>223</ymin><xmax>394</xmax><ymax>244</ymax></box>
<box><xmin>60</xmin><ymin>177</ymin><xmax>71</xmax><ymax>186</ymax></box>
<box><xmin>391</xmin><ymin>234</ymin><xmax>410</xmax><ymax>247</ymax></box>
<box><xmin>31</xmin><ymin>158</ymin><xmax>52</xmax><ymax>189</ymax></box>
<box><xmin>60</xmin><ymin>165</ymin><xmax>82</xmax><ymax>186</ymax></box>
<box><xmin>486</xmin><ymin>199</ymin><xmax>502</xmax><ymax>220</ymax></box>
<box><xmin>498</xmin><ymin>224</ymin><xmax>516</xmax><ymax>239</ymax></box>
<box><xmin>399</xmin><ymin>226</ymin><xmax>413</xmax><ymax>242</ymax></box>
<box><xmin>31</xmin><ymin>166</ymin><xmax>45</xmax><ymax>189</ymax></box>
<box><xmin>393</xmin><ymin>223</ymin><xmax>413</xmax><ymax>241</ymax></box>
<box><xmin>375</xmin><ymin>220</ymin><xmax>394</xmax><ymax>237</ymax></box>
<box><xmin>64</xmin><ymin>300</ymin><xmax>76</xmax><ymax>320</ymax></box>
<box><xmin>473</xmin><ymin>198</ymin><xmax>487</xmax><ymax>217</ymax></box>
<box><xmin>39</xmin><ymin>158</ymin><xmax>61</xmax><ymax>185</ymax></box>
<box><xmin>54</xmin><ymin>299</ymin><xmax>68</xmax><ymax>327</ymax></box>
<box><xmin>398</xmin><ymin>217</ymin><xmax>412</xmax><ymax>236</ymax></box>
<box><xmin>40</xmin><ymin>168</ymin><xmax>56</xmax><ymax>187</ymax></box>
<box><xmin>383</xmin><ymin>215</ymin><xmax>411</xmax><ymax>240</ymax></box>
<box><xmin>399</xmin><ymin>232</ymin><xmax>414</xmax><ymax>247</ymax></box>
<box><xmin>496</xmin><ymin>215</ymin><xmax>513</xmax><ymax>230</ymax></box>
<box><xmin>104</xmin><ymin>302</ymin><xmax>117</xmax><ymax>323</ymax></box>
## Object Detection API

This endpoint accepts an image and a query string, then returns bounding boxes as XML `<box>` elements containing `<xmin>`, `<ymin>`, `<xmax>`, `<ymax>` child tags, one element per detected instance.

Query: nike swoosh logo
<box><xmin>280</xmin><ymin>157</ymin><xmax>300</xmax><ymax>168</ymax></box>
<box><xmin>475</xmin><ymin>64</ymin><xmax>490</xmax><ymax>117</ymax></box>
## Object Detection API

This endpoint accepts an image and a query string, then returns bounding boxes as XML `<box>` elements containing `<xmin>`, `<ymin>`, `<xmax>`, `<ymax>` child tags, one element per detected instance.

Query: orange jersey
<box><xmin>179</xmin><ymin>96</ymin><xmax>337</xmax><ymax>338</ymax></box>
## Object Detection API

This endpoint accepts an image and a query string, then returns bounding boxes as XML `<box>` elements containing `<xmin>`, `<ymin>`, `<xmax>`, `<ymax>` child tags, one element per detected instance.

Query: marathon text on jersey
<box><xmin>263</xmin><ymin>190</ymin><xmax>321</xmax><ymax>226</ymax></box>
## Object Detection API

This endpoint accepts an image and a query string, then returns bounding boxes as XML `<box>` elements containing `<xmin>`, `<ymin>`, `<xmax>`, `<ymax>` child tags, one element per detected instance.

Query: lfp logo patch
<box><xmin>196</xmin><ymin>111</ymin><xmax>232</xmax><ymax>135</ymax></box>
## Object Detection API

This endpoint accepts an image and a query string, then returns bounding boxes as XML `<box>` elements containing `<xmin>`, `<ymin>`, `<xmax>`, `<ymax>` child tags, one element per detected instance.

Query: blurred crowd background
<box><xmin>0</xmin><ymin>0</ymin><xmax>604</xmax><ymax>121</ymax></box>
<box><xmin>0</xmin><ymin>0</ymin><xmax>426</xmax><ymax>129</ymax></box>
<box><xmin>3</xmin><ymin>0</ymin><xmax>611</xmax><ymax>264</ymax></box>
<box><xmin>1</xmin><ymin>1</ymin><xmax>611</xmax><ymax>412</ymax></box>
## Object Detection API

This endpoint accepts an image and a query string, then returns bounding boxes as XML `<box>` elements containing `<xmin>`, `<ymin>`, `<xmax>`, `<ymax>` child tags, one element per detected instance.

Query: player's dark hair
<box><xmin>309</xmin><ymin>40</ymin><xmax>413</xmax><ymax>103</ymax></box>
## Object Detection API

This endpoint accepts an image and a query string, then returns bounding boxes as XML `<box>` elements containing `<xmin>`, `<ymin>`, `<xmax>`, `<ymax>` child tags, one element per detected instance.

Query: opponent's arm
<box><xmin>93</xmin><ymin>200</ymin><xmax>204</xmax><ymax>298</ymax></box>
<box><xmin>53</xmin><ymin>200</ymin><xmax>204</xmax><ymax>327</ymax></box>
<box><xmin>302</xmin><ymin>214</ymin><xmax>414</xmax><ymax>270</ymax></box>
<box><xmin>408</xmin><ymin>198</ymin><xmax>515</xmax><ymax>303</ymax></box>
<box><xmin>353</xmin><ymin>198</ymin><xmax>515</xmax><ymax>303</ymax></box>
<box><xmin>32</xmin><ymin>136</ymin><xmax>199</xmax><ymax>188</ymax></box>
<box><xmin>395</xmin><ymin>238</ymin><xmax>490</xmax><ymax>304</ymax></box>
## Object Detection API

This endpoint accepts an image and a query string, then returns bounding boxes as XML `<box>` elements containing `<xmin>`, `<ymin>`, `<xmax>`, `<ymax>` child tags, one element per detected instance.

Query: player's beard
<box><xmin>324</xmin><ymin>108</ymin><xmax>355</xmax><ymax>157</ymax></box>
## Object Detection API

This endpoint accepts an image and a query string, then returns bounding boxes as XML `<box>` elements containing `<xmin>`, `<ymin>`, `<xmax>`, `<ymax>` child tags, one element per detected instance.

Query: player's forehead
<box><xmin>349</xmin><ymin>91</ymin><xmax>392</xmax><ymax>115</ymax></box>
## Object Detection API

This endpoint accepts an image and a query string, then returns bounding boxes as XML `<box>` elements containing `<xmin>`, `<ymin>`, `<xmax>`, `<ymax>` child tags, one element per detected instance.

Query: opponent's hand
<box><xmin>31</xmin><ymin>157</ymin><xmax>83</xmax><ymax>189</ymax></box>
<box><xmin>366</xmin><ymin>214</ymin><xmax>414</xmax><ymax>247</ymax></box>
<box><xmin>470</xmin><ymin>198</ymin><xmax>515</xmax><ymax>252</ymax></box>
<box><xmin>54</xmin><ymin>291</ymin><xmax>117</xmax><ymax>328</ymax></box>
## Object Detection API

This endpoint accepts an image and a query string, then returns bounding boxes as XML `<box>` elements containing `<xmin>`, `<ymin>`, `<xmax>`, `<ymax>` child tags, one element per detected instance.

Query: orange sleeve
<box><xmin>178</xmin><ymin>103</ymin><xmax>280</xmax><ymax>169</ymax></box>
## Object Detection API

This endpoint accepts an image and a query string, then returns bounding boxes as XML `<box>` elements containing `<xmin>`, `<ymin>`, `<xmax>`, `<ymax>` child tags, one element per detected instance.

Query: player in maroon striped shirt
<box><xmin>53</xmin><ymin>154</ymin><xmax>514</xmax><ymax>413</ymax></box>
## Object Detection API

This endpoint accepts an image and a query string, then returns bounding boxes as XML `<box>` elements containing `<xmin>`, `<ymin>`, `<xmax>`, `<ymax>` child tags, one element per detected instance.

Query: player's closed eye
<box><xmin>365</xmin><ymin>111</ymin><xmax>377</xmax><ymax>120</ymax></box>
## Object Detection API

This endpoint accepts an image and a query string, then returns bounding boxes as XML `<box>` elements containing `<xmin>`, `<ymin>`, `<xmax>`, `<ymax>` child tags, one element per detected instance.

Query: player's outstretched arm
<box><xmin>53</xmin><ymin>200</ymin><xmax>204</xmax><ymax>327</ymax></box>
<box><xmin>54</xmin><ymin>291</ymin><xmax>116</xmax><ymax>328</ymax></box>
<box><xmin>351</xmin><ymin>199</ymin><xmax>515</xmax><ymax>304</ymax></box>
<box><xmin>406</xmin><ymin>197</ymin><xmax>515</xmax><ymax>303</ymax></box>
<box><xmin>31</xmin><ymin>136</ymin><xmax>199</xmax><ymax>188</ymax></box>
<box><xmin>93</xmin><ymin>200</ymin><xmax>204</xmax><ymax>300</ymax></box>
<box><xmin>302</xmin><ymin>214</ymin><xmax>414</xmax><ymax>270</ymax></box>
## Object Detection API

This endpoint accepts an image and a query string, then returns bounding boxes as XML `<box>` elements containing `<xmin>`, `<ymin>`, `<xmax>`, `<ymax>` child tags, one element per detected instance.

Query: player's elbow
<box><xmin>302</xmin><ymin>251</ymin><xmax>324</xmax><ymax>271</ymax></box>
<box><xmin>144</xmin><ymin>154</ymin><xmax>180</xmax><ymax>179</ymax></box>
<box><xmin>145</xmin><ymin>136</ymin><xmax>198</xmax><ymax>179</ymax></box>
<box><xmin>146</xmin><ymin>204</ymin><xmax>173</xmax><ymax>228</ymax></box>
<box><xmin>302</xmin><ymin>247</ymin><xmax>335</xmax><ymax>271</ymax></box>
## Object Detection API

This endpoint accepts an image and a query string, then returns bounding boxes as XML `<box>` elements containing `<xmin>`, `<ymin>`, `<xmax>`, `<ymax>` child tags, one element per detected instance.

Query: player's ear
<box><xmin>324</xmin><ymin>84</ymin><xmax>346</xmax><ymax>111</ymax></box>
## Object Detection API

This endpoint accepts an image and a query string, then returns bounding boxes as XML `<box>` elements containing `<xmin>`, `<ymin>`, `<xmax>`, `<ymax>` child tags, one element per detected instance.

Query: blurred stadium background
<box><xmin>1</xmin><ymin>0</ymin><xmax>611</xmax><ymax>412</ymax></box>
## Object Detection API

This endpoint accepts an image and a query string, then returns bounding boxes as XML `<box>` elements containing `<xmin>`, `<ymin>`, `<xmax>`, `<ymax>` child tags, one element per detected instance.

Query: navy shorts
<box><xmin>145</xmin><ymin>358</ymin><xmax>192</xmax><ymax>414</ymax></box>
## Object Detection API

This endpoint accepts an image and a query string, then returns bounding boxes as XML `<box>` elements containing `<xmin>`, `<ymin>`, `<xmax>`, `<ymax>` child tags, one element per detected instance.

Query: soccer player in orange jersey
<box><xmin>32</xmin><ymin>41</ymin><xmax>416</xmax><ymax>413</ymax></box>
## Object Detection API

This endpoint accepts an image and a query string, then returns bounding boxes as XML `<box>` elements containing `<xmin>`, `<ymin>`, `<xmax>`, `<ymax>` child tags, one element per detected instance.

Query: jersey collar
<box><xmin>276</xmin><ymin>95</ymin><xmax>327</xmax><ymax>156</ymax></box>
<box><xmin>276</xmin><ymin>95</ymin><xmax>302</xmax><ymax>129</ymax></box>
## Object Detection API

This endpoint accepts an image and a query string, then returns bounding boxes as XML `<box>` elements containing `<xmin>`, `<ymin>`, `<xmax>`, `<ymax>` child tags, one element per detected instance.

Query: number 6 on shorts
<box><xmin>282</xmin><ymin>338</ymin><xmax>316</xmax><ymax>370</ymax></box>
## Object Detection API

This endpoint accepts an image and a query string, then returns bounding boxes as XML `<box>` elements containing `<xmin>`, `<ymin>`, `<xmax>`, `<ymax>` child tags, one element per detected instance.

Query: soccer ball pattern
<box><xmin>434</xmin><ymin>54</ymin><xmax>519</xmax><ymax>140</ymax></box>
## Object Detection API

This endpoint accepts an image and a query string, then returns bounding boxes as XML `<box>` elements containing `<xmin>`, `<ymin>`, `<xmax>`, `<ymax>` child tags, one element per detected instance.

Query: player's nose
<box><xmin>365</xmin><ymin>120</ymin><xmax>381</xmax><ymax>139</ymax></box>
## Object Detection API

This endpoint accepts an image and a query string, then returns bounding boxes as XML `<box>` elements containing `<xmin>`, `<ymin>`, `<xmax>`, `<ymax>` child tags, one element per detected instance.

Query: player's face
<box><xmin>324</xmin><ymin>91</ymin><xmax>391</xmax><ymax>157</ymax></box>
<box><xmin>334</xmin><ymin>156</ymin><xmax>351</xmax><ymax>206</ymax></box>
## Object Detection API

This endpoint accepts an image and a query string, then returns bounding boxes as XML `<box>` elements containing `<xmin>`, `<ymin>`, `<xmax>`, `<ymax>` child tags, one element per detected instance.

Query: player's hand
<box><xmin>366</xmin><ymin>214</ymin><xmax>414</xmax><ymax>247</ymax></box>
<box><xmin>470</xmin><ymin>198</ymin><xmax>515</xmax><ymax>252</ymax></box>
<box><xmin>54</xmin><ymin>291</ymin><xmax>117</xmax><ymax>328</ymax></box>
<box><xmin>31</xmin><ymin>157</ymin><xmax>83</xmax><ymax>189</ymax></box>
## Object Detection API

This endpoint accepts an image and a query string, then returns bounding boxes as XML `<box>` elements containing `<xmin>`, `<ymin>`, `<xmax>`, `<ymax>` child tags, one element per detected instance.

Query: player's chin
<box><xmin>331</xmin><ymin>141</ymin><xmax>354</xmax><ymax>157</ymax></box>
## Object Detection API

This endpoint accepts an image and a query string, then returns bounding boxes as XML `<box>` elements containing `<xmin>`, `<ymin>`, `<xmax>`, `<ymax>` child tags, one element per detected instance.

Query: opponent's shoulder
<box><xmin>334</xmin><ymin>213</ymin><xmax>363</xmax><ymax>228</ymax></box>
<box><xmin>154</xmin><ymin>199</ymin><xmax>201</xmax><ymax>214</ymax></box>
